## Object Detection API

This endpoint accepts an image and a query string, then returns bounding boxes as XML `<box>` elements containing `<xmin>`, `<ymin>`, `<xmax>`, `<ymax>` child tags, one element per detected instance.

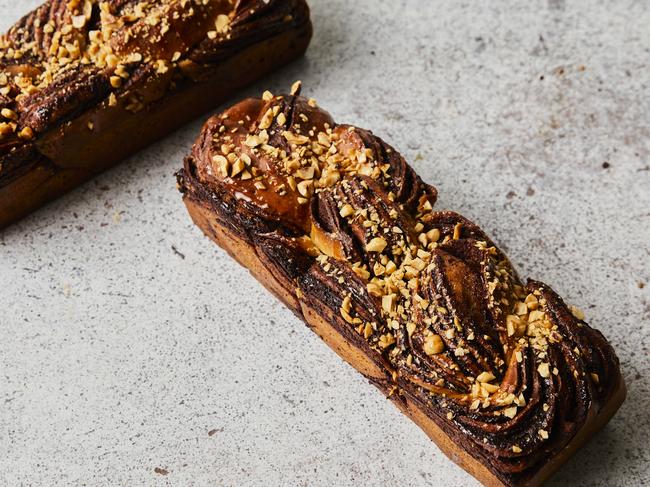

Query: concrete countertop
<box><xmin>1</xmin><ymin>1</ymin><xmax>648</xmax><ymax>485</ymax></box>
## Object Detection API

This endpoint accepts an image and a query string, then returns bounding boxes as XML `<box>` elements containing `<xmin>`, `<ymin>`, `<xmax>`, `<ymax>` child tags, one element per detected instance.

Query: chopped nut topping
<box><xmin>503</xmin><ymin>406</ymin><xmax>518</xmax><ymax>418</ymax></box>
<box><xmin>231</xmin><ymin>158</ymin><xmax>246</xmax><ymax>178</ymax></box>
<box><xmin>570</xmin><ymin>305</ymin><xmax>585</xmax><ymax>321</ymax></box>
<box><xmin>482</xmin><ymin>383</ymin><xmax>499</xmax><ymax>393</ymax></box>
<box><xmin>0</xmin><ymin>122</ymin><xmax>15</xmax><ymax>138</ymax></box>
<box><xmin>18</xmin><ymin>127</ymin><xmax>34</xmax><ymax>140</ymax></box>
<box><xmin>215</xmin><ymin>14</ymin><xmax>230</xmax><ymax>34</ymax></box>
<box><xmin>406</xmin><ymin>322</ymin><xmax>416</xmax><ymax>336</ymax></box>
<box><xmin>525</xmin><ymin>293</ymin><xmax>539</xmax><ymax>310</ymax></box>
<box><xmin>341</xmin><ymin>295</ymin><xmax>351</xmax><ymax>313</ymax></box>
<box><xmin>423</xmin><ymin>334</ymin><xmax>444</xmax><ymax>355</ymax></box>
<box><xmin>538</xmin><ymin>363</ymin><xmax>551</xmax><ymax>378</ymax></box>
<box><xmin>476</xmin><ymin>372</ymin><xmax>496</xmax><ymax>383</ymax></box>
<box><xmin>506</xmin><ymin>315</ymin><xmax>519</xmax><ymax>337</ymax></box>
<box><xmin>378</xmin><ymin>334</ymin><xmax>396</xmax><ymax>349</ymax></box>
<box><xmin>427</xmin><ymin>228</ymin><xmax>441</xmax><ymax>243</ymax></box>
<box><xmin>363</xmin><ymin>322</ymin><xmax>373</xmax><ymax>339</ymax></box>
<box><xmin>339</xmin><ymin>204</ymin><xmax>354</xmax><ymax>218</ymax></box>
<box><xmin>212</xmin><ymin>155</ymin><xmax>229</xmax><ymax>177</ymax></box>
<box><xmin>297</xmin><ymin>180</ymin><xmax>313</xmax><ymax>198</ymax></box>
<box><xmin>452</xmin><ymin>222</ymin><xmax>462</xmax><ymax>240</ymax></box>
<box><xmin>1</xmin><ymin>108</ymin><xmax>17</xmax><ymax>120</ymax></box>
<box><xmin>366</xmin><ymin>237</ymin><xmax>388</xmax><ymax>253</ymax></box>
<box><xmin>72</xmin><ymin>15</ymin><xmax>87</xmax><ymax>29</ymax></box>
<box><xmin>382</xmin><ymin>294</ymin><xmax>397</xmax><ymax>313</ymax></box>
<box><xmin>514</xmin><ymin>302</ymin><xmax>528</xmax><ymax>315</ymax></box>
<box><xmin>290</xmin><ymin>80</ymin><xmax>302</xmax><ymax>96</ymax></box>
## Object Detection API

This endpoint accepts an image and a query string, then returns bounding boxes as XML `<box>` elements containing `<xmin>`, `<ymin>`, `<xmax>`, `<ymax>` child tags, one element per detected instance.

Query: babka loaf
<box><xmin>177</xmin><ymin>86</ymin><xmax>626</xmax><ymax>486</ymax></box>
<box><xmin>0</xmin><ymin>0</ymin><xmax>311</xmax><ymax>228</ymax></box>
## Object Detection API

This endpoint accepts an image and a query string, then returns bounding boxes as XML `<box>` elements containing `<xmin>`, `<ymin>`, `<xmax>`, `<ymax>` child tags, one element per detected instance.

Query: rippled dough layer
<box><xmin>177</xmin><ymin>86</ymin><xmax>625</xmax><ymax>487</ymax></box>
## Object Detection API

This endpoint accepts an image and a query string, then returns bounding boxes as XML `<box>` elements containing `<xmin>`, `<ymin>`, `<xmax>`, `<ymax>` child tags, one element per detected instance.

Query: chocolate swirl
<box><xmin>178</xmin><ymin>88</ymin><xmax>624</xmax><ymax>485</ymax></box>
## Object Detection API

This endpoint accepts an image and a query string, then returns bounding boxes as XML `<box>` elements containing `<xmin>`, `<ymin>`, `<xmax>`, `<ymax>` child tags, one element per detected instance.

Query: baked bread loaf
<box><xmin>177</xmin><ymin>86</ymin><xmax>626</xmax><ymax>486</ymax></box>
<box><xmin>0</xmin><ymin>0</ymin><xmax>311</xmax><ymax>229</ymax></box>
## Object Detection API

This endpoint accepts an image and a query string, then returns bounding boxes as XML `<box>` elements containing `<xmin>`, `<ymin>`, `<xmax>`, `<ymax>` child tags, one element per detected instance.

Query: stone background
<box><xmin>1</xmin><ymin>0</ymin><xmax>648</xmax><ymax>485</ymax></box>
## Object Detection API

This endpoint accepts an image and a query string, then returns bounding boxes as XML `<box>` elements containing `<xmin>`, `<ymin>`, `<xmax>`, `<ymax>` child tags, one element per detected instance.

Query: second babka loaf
<box><xmin>0</xmin><ymin>0</ymin><xmax>312</xmax><ymax>228</ymax></box>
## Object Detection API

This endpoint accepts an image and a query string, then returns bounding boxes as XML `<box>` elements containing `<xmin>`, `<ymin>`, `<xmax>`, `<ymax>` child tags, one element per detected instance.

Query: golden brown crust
<box><xmin>0</xmin><ymin>0</ymin><xmax>312</xmax><ymax>228</ymax></box>
<box><xmin>177</xmin><ymin>89</ymin><xmax>626</xmax><ymax>486</ymax></box>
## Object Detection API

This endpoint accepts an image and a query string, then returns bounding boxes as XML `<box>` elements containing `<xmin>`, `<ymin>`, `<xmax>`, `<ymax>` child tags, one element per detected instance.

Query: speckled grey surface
<box><xmin>1</xmin><ymin>0</ymin><xmax>649</xmax><ymax>485</ymax></box>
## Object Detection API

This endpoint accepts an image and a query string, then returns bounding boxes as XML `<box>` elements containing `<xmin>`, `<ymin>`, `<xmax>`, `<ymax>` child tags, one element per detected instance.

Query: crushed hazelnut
<box><xmin>339</xmin><ymin>204</ymin><xmax>354</xmax><ymax>218</ymax></box>
<box><xmin>423</xmin><ymin>334</ymin><xmax>444</xmax><ymax>355</ymax></box>
<box><xmin>476</xmin><ymin>372</ymin><xmax>496</xmax><ymax>383</ymax></box>
<box><xmin>215</xmin><ymin>14</ymin><xmax>230</xmax><ymax>34</ymax></box>
<box><xmin>537</xmin><ymin>363</ymin><xmax>550</xmax><ymax>378</ymax></box>
<box><xmin>366</xmin><ymin>237</ymin><xmax>387</xmax><ymax>253</ymax></box>
<box><xmin>18</xmin><ymin>126</ymin><xmax>34</xmax><ymax>140</ymax></box>
<box><xmin>290</xmin><ymin>80</ymin><xmax>302</xmax><ymax>96</ymax></box>
<box><xmin>503</xmin><ymin>406</ymin><xmax>518</xmax><ymax>418</ymax></box>
<box><xmin>1</xmin><ymin>108</ymin><xmax>17</xmax><ymax>120</ymax></box>
<box><xmin>570</xmin><ymin>305</ymin><xmax>585</xmax><ymax>321</ymax></box>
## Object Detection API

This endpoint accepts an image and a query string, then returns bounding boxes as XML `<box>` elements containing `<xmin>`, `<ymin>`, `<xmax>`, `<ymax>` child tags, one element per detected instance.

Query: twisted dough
<box><xmin>178</xmin><ymin>86</ymin><xmax>624</xmax><ymax>485</ymax></box>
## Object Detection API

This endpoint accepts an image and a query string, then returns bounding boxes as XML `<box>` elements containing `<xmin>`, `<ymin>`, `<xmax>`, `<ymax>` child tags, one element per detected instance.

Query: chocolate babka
<box><xmin>177</xmin><ymin>86</ymin><xmax>626</xmax><ymax>486</ymax></box>
<box><xmin>0</xmin><ymin>0</ymin><xmax>312</xmax><ymax>228</ymax></box>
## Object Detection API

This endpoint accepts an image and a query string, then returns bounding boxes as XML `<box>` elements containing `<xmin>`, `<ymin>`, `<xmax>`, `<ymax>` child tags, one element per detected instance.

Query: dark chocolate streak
<box><xmin>178</xmin><ymin>94</ymin><xmax>623</xmax><ymax>486</ymax></box>
<box><xmin>189</xmin><ymin>0</ymin><xmax>309</xmax><ymax>65</ymax></box>
<box><xmin>0</xmin><ymin>0</ymin><xmax>310</xmax><ymax>186</ymax></box>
